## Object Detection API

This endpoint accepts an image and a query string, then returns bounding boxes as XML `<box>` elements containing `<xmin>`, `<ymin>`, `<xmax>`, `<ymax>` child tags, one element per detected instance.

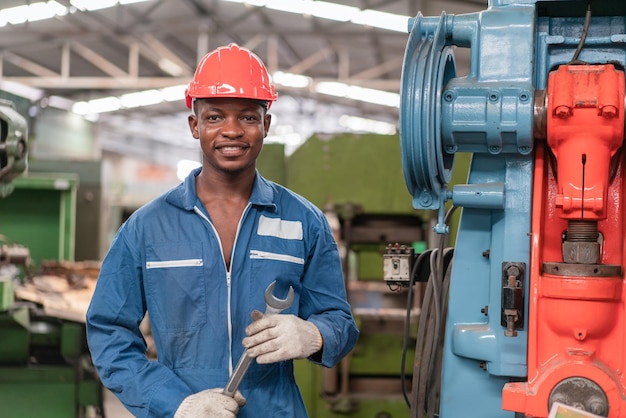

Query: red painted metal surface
<box><xmin>502</xmin><ymin>64</ymin><xmax>626</xmax><ymax>417</ymax></box>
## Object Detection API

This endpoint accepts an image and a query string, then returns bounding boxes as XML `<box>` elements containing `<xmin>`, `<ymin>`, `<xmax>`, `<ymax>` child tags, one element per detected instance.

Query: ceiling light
<box><xmin>1</xmin><ymin>5</ymin><xmax>29</xmax><ymax>24</ymax></box>
<box><xmin>71</xmin><ymin>85</ymin><xmax>186</xmax><ymax>116</ymax></box>
<box><xmin>232</xmin><ymin>0</ymin><xmax>266</xmax><ymax>6</ymax></box>
<box><xmin>46</xmin><ymin>95</ymin><xmax>75</xmax><ymax>111</ymax></box>
<box><xmin>24</xmin><ymin>2</ymin><xmax>68</xmax><ymax>22</ymax></box>
<box><xmin>217</xmin><ymin>0</ymin><xmax>280</xmax><ymax>7</ymax></box>
<box><xmin>307</xmin><ymin>1</ymin><xmax>357</xmax><ymax>22</ymax></box>
<box><xmin>72</xmin><ymin>102</ymin><xmax>89</xmax><ymax>115</ymax></box>
<box><xmin>47</xmin><ymin>1</ymin><xmax>69</xmax><ymax>16</ymax></box>
<box><xmin>273</xmin><ymin>71</ymin><xmax>311</xmax><ymax>88</ymax></box>
<box><xmin>315</xmin><ymin>81</ymin><xmax>399</xmax><ymax>107</ymax></box>
<box><xmin>121</xmin><ymin>90</ymin><xmax>163</xmax><ymax>108</ymax></box>
<box><xmin>27</xmin><ymin>4</ymin><xmax>55</xmax><ymax>22</ymax></box>
<box><xmin>0</xmin><ymin>81</ymin><xmax>44</xmax><ymax>101</ymax></box>
<box><xmin>345</xmin><ymin>86</ymin><xmax>399</xmax><ymax>107</ymax></box>
<box><xmin>351</xmin><ymin>10</ymin><xmax>409</xmax><ymax>32</ymax></box>
<box><xmin>73</xmin><ymin>97</ymin><xmax>121</xmax><ymax>114</ymax></box>
<box><xmin>220</xmin><ymin>0</ymin><xmax>409</xmax><ymax>33</ymax></box>
<box><xmin>161</xmin><ymin>85</ymin><xmax>187</xmax><ymax>102</ymax></box>
<box><xmin>263</xmin><ymin>0</ymin><xmax>308</xmax><ymax>14</ymax></box>
<box><xmin>70</xmin><ymin>0</ymin><xmax>117</xmax><ymax>11</ymax></box>
<box><xmin>314</xmin><ymin>81</ymin><xmax>348</xmax><ymax>97</ymax></box>
<box><xmin>0</xmin><ymin>0</ymin><xmax>152</xmax><ymax>25</ymax></box>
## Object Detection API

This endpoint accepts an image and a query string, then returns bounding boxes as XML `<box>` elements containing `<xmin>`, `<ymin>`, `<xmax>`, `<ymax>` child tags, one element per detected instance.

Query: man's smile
<box><xmin>217</xmin><ymin>144</ymin><xmax>249</xmax><ymax>156</ymax></box>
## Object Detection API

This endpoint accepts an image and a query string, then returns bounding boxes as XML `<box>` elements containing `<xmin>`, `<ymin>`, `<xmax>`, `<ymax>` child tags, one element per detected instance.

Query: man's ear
<box><xmin>188</xmin><ymin>114</ymin><xmax>199</xmax><ymax>139</ymax></box>
<box><xmin>263</xmin><ymin>114</ymin><xmax>272</xmax><ymax>138</ymax></box>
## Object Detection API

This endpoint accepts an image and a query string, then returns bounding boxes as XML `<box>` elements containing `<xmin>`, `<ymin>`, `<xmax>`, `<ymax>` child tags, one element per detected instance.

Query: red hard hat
<box><xmin>185</xmin><ymin>43</ymin><xmax>277</xmax><ymax>109</ymax></box>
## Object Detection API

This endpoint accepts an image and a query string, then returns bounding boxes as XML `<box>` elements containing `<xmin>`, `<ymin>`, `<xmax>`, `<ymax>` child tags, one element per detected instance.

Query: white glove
<box><xmin>242</xmin><ymin>313</ymin><xmax>323</xmax><ymax>364</ymax></box>
<box><xmin>174</xmin><ymin>388</ymin><xmax>246</xmax><ymax>418</ymax></box>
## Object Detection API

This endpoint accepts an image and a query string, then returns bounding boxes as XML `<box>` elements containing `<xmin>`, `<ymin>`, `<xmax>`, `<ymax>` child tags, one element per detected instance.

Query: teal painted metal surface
<box><xmin>399</xmin><ymin>0</ymin><xmax>626</xmax><ymax>416</ymax></box>
<box><xmin>440</xmin><ymin>154</ymin><xmax>532</xmax><ymax>418</ymax></box>
<box><xmin>400</xmin><ymin>12</ymin><xmax>457</xmax><ymax>212</ymax></box>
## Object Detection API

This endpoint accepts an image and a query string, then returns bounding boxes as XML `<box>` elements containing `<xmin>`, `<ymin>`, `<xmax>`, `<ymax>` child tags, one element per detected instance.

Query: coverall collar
<box><xmin>166</xmin><ymin>167</ymin><xmax>277</xmax><ymax>212</ymax></box>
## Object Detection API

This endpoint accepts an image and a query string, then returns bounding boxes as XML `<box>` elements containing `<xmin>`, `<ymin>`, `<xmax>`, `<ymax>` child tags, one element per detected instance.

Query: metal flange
<box><xmin>400</xmin><ymin>12</ymin><xmax>456</xmax><ymax>210</ymax></box>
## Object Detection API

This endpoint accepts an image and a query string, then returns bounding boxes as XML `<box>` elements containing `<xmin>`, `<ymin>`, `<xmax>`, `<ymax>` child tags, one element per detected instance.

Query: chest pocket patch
<box><xmin>252</xmin><ymin>216</ymin><xmax>305</xmax><ymax>288</ymax></box>
<box><xmin>257</xmin><ymin>215</ymin><xmax>303</xmax><ymax>240</ymax></box>
<box><xmin>144</xmin><ymin>243</ymin><xmax>207</xmax><ymax>332</ymax></box>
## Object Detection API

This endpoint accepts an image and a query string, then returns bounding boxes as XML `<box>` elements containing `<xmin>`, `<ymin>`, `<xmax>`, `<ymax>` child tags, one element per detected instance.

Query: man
<box><xmin>86</xmin><ymin>43</ymin><xmax>359</xmax><ymax>418</ymax></box>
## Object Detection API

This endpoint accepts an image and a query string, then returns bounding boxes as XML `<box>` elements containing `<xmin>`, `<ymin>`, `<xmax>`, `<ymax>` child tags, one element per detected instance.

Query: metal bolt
<box><xmin>555</xmin><ymin>105</ymin><xmax>571</xmax><ymax>118</ymax></box>
<box><xmin>506</xmin><ymin>265</ymin><xmax>520</xmax><ymax>278</ymax></box>
<box><xmin>601</xmin><ymin>105</ymin><xmax>617</xmax><ymax>119</ymax></box>
<box><xmin>587</xmin><ymin>396</ymin><xmax>607</xmax><ymax>416</ymax></box>
<box><xmin>420</xmin><ymin>193</ymin><xmax>432</xmax><ymax>206</ymax></box>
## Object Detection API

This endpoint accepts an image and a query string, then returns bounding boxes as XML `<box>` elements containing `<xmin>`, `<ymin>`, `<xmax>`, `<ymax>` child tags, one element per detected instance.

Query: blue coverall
<box><xmin>86</xmin><ymin>168</ymin><xmax>359</xmax><ymax>418</ymax></box>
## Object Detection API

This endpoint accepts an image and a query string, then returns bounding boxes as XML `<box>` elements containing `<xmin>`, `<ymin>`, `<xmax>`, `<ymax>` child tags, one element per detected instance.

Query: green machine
<box><xmin>260</xmin><ymin>134</ymin><xmax>428</xmax><ymax>418</ymax></box>
<box><xmin>0</xmin><ymin>99</ymin><xmax>104</xmax><ymax>418</ymax></box>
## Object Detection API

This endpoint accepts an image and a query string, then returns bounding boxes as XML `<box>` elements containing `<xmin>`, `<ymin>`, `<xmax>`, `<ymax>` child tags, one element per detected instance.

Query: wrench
<box><xmin>222</xmin><ymin>280</ymin><xmax>295</xmax><ymax>397</ymax></box>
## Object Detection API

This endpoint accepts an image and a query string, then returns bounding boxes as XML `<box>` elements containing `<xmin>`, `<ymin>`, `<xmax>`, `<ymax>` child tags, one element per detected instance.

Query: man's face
<box><xmin>188</xmin><ymin>98</ymin><xmax>271</xmax><ymax>176</ymax></box>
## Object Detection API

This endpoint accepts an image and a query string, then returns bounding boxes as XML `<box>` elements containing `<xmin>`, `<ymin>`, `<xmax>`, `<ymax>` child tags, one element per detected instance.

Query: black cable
<box><xmin>426</xmin><ymin>207</ymin><xmax>457</xmax><ymax>417</ymax></box>
<box><xmin>427</xmin><ymin>246</ymin><xmax>455</xmax><ymax>418</ymax></box>
<box><xmin>414</xmin><ymin>247</ymin><xmax>438</xmax><ymax>418</ymax></box>
<box><xmin>401</xmin><ymin>249</ymin><xmax>432</xmax><ymax>407</ymax></box>
<box><xmin>409</xmin><ymin>205</ymin><xmax>458</xmax><ymax>418</ymax></box>
<box><xmin>569</xmin><ymin>2</ymin><xmax>591</xmax><ymax>64</ymax></box>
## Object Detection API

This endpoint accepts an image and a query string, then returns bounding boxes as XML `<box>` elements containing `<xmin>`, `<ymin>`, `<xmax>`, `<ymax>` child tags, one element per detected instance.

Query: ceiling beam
<box><xmin>140</xmin><ymin>33</ymin><xmax>193</xmax><ymax>77</ymax></box>
<box><xmin>286</xmin><ymin>47</ymin><xmax>333</xmax><ymax>74</ymax></box>
<box><xmin>70</xmin><ymin>40</ymin><xmax>128</xmax><ymax>78</ymax></box>
<box><xmin>1</xmin><ymin>51</ymin><xmax>59</xmax><ymax>78</ymax></box>
<box><xmin>350</xmin><ymin>56</ymin><xmax>403</xmax><ymax>80</ymax></box>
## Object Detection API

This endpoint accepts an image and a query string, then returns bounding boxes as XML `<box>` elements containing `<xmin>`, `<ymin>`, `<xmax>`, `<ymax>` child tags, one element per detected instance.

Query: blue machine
<box><xmin>399</xmin><ymin>1</ymin><xmax>626</xmax><ymax>417</ymax></box>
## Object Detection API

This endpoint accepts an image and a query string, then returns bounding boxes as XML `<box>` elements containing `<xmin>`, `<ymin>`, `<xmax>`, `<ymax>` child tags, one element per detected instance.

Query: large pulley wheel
<box><xmin>400</xmin><ymin>12</ymin><xmax>456</xmax><ymax>210</ymax></box>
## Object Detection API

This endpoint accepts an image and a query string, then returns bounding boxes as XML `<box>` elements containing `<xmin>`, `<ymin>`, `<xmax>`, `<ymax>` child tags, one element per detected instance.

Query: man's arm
<box><xmin>86</xmin><ymin>228</ymin><xmax>193</xmax><ymax>417</ymax></box>
<box><xmin>243</xmin><ymin>214</ymin><xmax>359</xmax><ymax>367</ymax></box>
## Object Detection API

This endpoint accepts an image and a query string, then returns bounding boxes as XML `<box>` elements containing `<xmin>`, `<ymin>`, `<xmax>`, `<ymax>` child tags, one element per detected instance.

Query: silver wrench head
<box><xmin>264</xmin><ymin>280</ymin><xmax>294</xmax><ymax>311</ymax></box>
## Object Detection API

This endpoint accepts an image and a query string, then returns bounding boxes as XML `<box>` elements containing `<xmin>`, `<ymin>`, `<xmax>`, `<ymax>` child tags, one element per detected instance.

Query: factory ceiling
<box><xmin>0</xmin><ymin>0</ymin><xmax>487</xmax><ymax>164</ymax></box>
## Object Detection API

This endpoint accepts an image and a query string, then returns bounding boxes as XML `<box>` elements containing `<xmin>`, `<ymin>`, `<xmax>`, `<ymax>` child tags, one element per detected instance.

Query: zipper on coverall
<box><xmin>194</xmin><ymin>203</ymin><xmax>252</xmax><ymax>376</ymax></box>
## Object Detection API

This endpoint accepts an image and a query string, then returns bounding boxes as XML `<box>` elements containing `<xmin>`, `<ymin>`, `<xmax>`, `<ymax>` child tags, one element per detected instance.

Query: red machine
<box><xmin>503</xmin><ymin>64</ymin><xmax>626</xmax><ymax>417</ymax></box>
